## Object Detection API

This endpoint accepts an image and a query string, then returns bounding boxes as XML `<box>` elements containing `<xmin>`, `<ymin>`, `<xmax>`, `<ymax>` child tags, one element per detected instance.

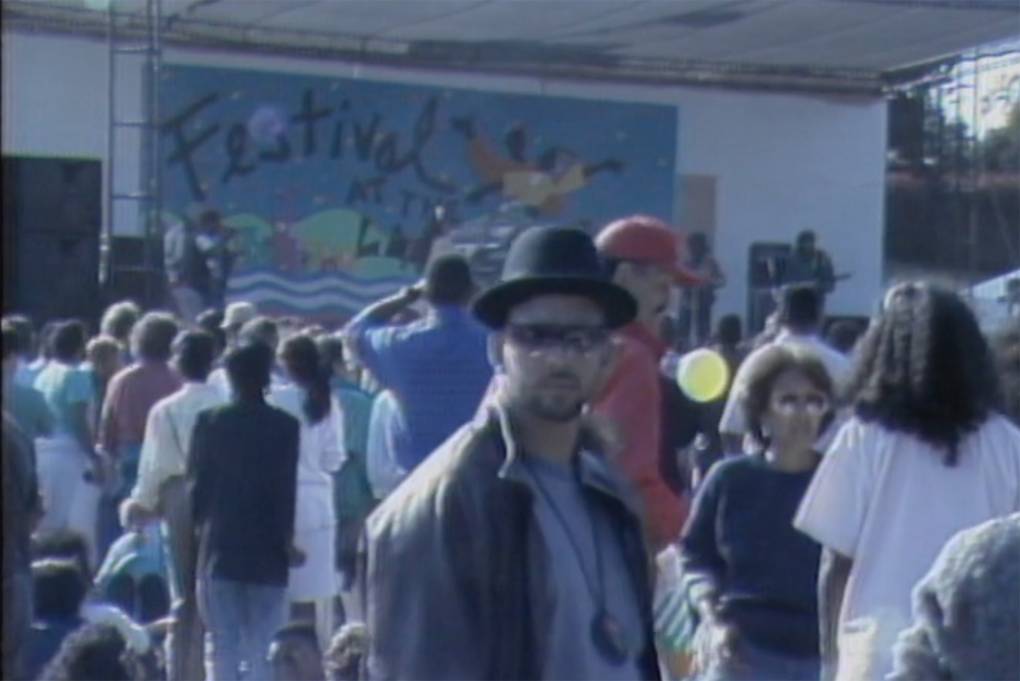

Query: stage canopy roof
<box><xmin>5</xmin><ymin>0</ymin><xmax>1019</xmax><ymax>92</ymax></box>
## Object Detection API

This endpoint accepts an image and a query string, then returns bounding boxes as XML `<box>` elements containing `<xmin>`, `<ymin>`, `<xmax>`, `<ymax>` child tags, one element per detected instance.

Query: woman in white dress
<box><xmin>270</xmin><ymin>334</ymin><xmax>345</xmax><ymax>648</ymax></box>
<box><xmin>33</xmin><ymin>320</ymin><xmax>106</xmax><ymax>566</ymax></box>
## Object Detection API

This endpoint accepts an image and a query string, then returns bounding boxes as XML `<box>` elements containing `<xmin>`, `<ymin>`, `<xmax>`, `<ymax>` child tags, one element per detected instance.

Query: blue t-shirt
<box><xmin>33</xmin><ymin>362</ymin><xmax>95</xmax><ymax>438</ymax></box>
<box><xmin>346</xmin><ymin>306</ymin><xmax>492</xmax><ymax>471</ymax></box>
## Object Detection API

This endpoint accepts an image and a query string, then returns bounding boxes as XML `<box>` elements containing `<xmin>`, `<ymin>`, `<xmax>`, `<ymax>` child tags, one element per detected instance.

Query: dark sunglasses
<box><xmin>505</xmin><ymin>324</ymin><xmax>610</xmax><ymax>355</ymax></box>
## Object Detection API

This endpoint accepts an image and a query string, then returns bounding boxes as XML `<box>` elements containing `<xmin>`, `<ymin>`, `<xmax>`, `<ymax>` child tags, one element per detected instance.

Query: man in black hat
<box><xmin>363</xmin><ymin>227</ymin><xmax>660</xmax><ymax>679</ymax></box>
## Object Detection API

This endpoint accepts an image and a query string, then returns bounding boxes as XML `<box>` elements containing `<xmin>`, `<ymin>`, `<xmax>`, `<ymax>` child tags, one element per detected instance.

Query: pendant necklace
<box><xmin>524</xmin><ymin>457</ymin><xmax>630</xmax><ymax>665</ymax></box>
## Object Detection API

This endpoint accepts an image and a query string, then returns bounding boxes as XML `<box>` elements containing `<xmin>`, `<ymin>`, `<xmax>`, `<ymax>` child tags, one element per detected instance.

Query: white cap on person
<box><xmin>221</xmin><ymin>301</ymin><xmax>257</xmax><ymax>329</ymax></box>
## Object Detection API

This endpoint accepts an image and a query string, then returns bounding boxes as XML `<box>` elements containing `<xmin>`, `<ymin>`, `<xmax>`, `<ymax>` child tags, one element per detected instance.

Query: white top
<box><xmin>162</xmin><ymin>220</ymin><xmax>186</xmax><ymax>276</ymax></box>
<box><xmin>794</xmin><ymin>415</ymin><xmax>1020</xmax><ymax>680</ymax></box>
<box><xmin>130</xmin><ymin>381</ymin><xmax>226</xmax><ymax>511</ymax></box>
<box><xmin>269</xmin><ymin>385</ymin><xmax>346</xmax><ymax>601</ymax></box>
<box><xmin>366</xmin><ymin>390</ymin><xmax>408</xmax><ymax>500</ymax></box>
<box><xmin>268</xmin><ymin>384</ymin><xmax>346</xmax><ymax>488</ymax></box>
<box><xmin>718</xmin><ymin>330</ymin><xmax>852</xmax><ymax>451</ymax></box>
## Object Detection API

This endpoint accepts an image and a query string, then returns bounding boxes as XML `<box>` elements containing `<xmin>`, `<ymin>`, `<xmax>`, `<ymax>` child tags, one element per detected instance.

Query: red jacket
<box><xmin>594</xmin><ymin>322</ymin><xmax>688</xmax><ymax>551</ymax></box>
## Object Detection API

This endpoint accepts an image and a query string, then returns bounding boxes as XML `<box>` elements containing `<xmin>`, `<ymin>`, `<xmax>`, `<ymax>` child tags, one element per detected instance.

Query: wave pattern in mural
<box><xmin>227</xmin><ymin>269</ymin><xmax>416</xmax><ymax>318</ymax></box>
<box><xmin>160</xmin><ymin>65</ymin><xmax>677</xmax><ymax>320</ymax></box>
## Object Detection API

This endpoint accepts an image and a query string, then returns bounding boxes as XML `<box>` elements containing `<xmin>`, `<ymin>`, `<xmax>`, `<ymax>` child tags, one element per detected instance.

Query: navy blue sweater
<box><xmin>679</xmin><ymin>454</ymin><xmax>821</xmax><ymax>657</ymax></box>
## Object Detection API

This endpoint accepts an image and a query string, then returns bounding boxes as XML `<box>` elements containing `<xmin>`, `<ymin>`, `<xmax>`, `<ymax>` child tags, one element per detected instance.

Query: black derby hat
<box><xmin>471</xmin><ymin>226</ymin><xmax>637</xmax><ymax>330</ymax></box>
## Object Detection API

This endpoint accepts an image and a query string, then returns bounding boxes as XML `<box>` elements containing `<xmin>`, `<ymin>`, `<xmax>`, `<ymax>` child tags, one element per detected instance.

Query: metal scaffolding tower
<box><xmin>102</xmin><ymin>0</ymin><xmax>163</xmax><ymax>307</ymax></box>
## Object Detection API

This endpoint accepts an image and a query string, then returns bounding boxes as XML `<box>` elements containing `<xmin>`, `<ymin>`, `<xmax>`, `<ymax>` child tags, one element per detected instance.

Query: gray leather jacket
<box><xmin>364</xmin><ymin>404</ymin><xmax>660</xmax><ymax>680</ymax></box>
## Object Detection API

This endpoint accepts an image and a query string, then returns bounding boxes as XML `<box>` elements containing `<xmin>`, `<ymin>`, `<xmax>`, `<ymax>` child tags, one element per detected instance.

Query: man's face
<box><xmin>497</xmin><ymin>295</ymin><xmax>613</xmax><ymax>423</ymax></box>
<box><xmin>613</xmin><ymin>260</ymin><xmax>672</xmax><ymax>326</ymax></box>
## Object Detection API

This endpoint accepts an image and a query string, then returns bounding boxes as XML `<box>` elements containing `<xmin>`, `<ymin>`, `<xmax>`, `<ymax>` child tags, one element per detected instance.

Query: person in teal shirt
<box><xmin>4</xmin><ymin>321</ymin><xmax>54</xmax><ymax>440</ymax></box>
<box><xmin>316</xmin><ymin>334</ymin><xmax>376</xmax><ymax>590</ymax></box>
<box><xmin>32</xmin><ymin>320</ymin><xmax>104</xmax><ymax>564</ymax></box>
<box><xmin>9</xmin><ymin>383</ymin><xmax>54</xmax><ymax>441</ymax></box>
<box><xmin>33</xmin><ymin>324</ymin><xmax>95</xmax><ymax>446</ymax></box>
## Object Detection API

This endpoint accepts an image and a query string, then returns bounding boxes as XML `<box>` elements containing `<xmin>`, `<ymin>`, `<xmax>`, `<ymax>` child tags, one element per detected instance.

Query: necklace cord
<box><xmin>522</xmin><ymin>457</ymin><xmax>606</xmax><ymax>610</ymax></box>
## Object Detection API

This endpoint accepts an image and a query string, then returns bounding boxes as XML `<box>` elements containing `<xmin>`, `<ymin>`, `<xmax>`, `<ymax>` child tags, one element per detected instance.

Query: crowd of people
<box><xmin>2</xmin><ymin>215</ymin><xmax>1019</xmax><ymax>681</ymax></box>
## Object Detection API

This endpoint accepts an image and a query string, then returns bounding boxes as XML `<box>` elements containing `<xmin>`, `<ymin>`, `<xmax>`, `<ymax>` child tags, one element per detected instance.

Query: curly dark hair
<box><xmin>279</xmin><ymin>334</ymin><xmax>330</xmax><ymax>424</ymax></box>
<box><xmin>739</xmin><ymin>343</ymin><xmax>835</xmax><ymax>450</ymax></box>
<box><xmin>846</xmin><ymin>282</ymin><xmax>1001</xmax><ymax>465</ymax></box>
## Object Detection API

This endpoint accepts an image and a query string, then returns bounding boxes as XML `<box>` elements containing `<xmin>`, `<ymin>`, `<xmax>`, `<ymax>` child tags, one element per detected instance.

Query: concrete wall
<box><xmin>3</xmin><ymin>30</ymin><xmax>887</xmax><ymax>320</ymax></box>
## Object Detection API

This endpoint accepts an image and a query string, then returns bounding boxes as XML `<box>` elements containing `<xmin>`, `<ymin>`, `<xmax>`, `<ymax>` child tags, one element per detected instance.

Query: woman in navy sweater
<box><xmin>679</xmin><ymin>343</ymin><xmax>835</xmax><ymax>680</ymax></box>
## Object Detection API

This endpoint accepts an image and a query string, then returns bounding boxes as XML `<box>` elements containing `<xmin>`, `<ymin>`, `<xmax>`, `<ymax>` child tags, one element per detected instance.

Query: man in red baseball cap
<box><xmin>593</xmin><ymin>214</ymin><xmax>703</xmax><ymax>551</ymax></box>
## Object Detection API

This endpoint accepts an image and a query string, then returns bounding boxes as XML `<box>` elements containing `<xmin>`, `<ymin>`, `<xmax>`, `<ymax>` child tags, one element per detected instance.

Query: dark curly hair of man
<box><xmin>37</xmin><ymin>622</ymin><xmax>141</xmax><ymax>681</ymax></box>
<box><xmin>846</xmin><ymin>282</ymin><xmax>1001</xmax><ymax>466</ymax></box>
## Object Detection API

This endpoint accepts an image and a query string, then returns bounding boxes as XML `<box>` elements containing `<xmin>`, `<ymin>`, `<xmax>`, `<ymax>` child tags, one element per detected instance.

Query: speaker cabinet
<box><xmin>3</xmin><ymin>156</ymin><xmax>102</xmax><ymax>325</ymax></box>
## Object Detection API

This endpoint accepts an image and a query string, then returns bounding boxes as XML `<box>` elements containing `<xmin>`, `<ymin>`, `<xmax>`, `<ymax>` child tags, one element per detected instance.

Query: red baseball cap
<box><xmin>595</xmin><ymin>215</ymin><xmax>704</xmax><ymax>286</ymax></box>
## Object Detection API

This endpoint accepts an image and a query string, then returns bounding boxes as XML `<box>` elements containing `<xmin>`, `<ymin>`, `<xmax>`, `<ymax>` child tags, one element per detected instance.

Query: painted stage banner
<box><xmin>159</xmin><ymin>64</ymin><xmax>677</xmax><ymax>320</ymax></box>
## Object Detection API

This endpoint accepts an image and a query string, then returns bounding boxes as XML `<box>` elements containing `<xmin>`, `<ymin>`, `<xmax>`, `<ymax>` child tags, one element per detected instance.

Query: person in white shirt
<box><xmin>365</xmin><ymin>390</ymin><xmax>409</xmax><ymax>500</ymax></box>
<box><xmin>793</xmin><ymin>282</ymin><xmax>1020</xmax><ymax>681</ymax></box>
<box><xmin>163</xmin><ymin>219</ymin><xmax>207</xmax><ymax>324</ymax></box>
<box><xmin>720</xmin><ymin>284</ymin><xmax>851</xmax><ymax>454</ymax></box>
<box><xmin>120</xmin><ymin>330</ymin><xmax>224</xmax><ymax>681</ymax></box>
<box><xmin>206</xmin><ymin>302</ymin><xmax>256</xmax><ymax>397</ymax></box>
<box><xmin>269</xmin><ymin>334</ymin><xmax>346</xmax><ymax>651</ymax></box>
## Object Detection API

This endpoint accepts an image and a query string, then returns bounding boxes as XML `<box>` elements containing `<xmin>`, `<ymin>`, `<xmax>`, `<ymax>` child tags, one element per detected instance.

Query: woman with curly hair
<box><xmin>794</xmin><ymin>282</ymin><xmax>1020</xmax><ymax>681</ymax></box>
<box><xmin>679</xmin><ymin>343</ymin><xmax>834</xmax><ymax>680</ymax></box>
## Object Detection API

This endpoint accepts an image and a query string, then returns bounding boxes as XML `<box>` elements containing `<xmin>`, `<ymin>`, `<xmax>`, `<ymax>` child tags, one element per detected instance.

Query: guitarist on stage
<box><xmin>778</xmin><ymin>229</ymin><xmax>837</xmax><ymax>296</ymax></box>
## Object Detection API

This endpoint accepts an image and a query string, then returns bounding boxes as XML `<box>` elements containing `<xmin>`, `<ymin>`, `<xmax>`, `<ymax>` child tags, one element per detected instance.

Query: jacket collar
<box><xmin>484</xmin><ymin>402</ymin><xmax>637</xmax><ymax>513</ymax></box>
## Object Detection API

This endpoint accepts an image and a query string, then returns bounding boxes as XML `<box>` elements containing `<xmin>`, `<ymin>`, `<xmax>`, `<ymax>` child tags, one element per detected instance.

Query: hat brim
<box><xmin>472</xmin><ymin>276</ymin><xmax>637</xmax><ymax>330</ymax></box>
